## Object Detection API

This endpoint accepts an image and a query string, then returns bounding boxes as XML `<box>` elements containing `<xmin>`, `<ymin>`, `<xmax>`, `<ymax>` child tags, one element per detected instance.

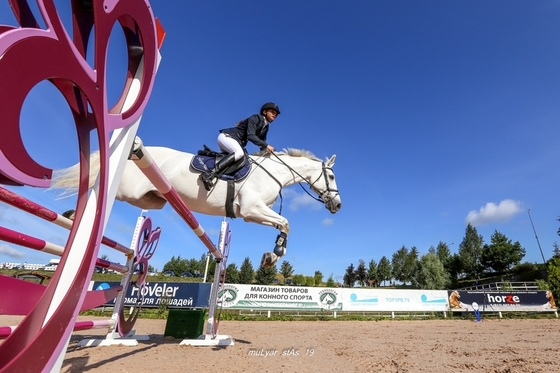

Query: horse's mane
<box><xmin>252</xmin><ymin>148</ymin><xmax>321</xmax><ymax>162</ymax></box>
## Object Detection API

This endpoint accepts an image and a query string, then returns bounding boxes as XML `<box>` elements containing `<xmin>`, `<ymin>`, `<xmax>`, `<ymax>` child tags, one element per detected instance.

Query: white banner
<box><xmin>218</xmin><ymin>284</ymin><xmax>343</xmax><ymax>311</ymax></box>
<box><xmin>340</xmin><ymin>289</ymin><xmax>449</xmax><ymax>311</ymax></box>
<box><xmin>217</xmin><ymin>285</ymin><xmax>449</xmax><ymax>312</ymax></box>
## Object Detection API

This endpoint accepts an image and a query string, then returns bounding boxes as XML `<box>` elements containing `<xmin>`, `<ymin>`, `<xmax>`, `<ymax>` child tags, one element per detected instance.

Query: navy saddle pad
<box><xmin>190</xmin><ymin>155</ymin><xmax>251</xmax><ymax>182</ymax></box>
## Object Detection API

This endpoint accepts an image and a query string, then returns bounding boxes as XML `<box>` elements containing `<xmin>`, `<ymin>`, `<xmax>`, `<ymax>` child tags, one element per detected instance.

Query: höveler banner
<box><xmin>90</xmin><ymin>281</ymin><xmax>211</xmax><ymax>308</ymax></box>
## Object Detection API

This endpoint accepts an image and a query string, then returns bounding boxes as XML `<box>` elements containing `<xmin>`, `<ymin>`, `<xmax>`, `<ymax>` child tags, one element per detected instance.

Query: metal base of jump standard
<box><xmin>76</xmin><ymin>213</ymin><xmax>158</xmax><ymax>347</ymax></box>
<box><xmin>77</xmin><ymin>331</ymin><xmax>149</xmax><ymax>347</ymax></box>
<box><xmin>180</xmin><ymin>220</ymin><xmax>234</xmax><ymax>347</ymax></box>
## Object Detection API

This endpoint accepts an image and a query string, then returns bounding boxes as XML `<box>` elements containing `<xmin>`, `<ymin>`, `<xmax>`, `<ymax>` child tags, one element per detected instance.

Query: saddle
<box><xmin>190</xmin><ymin>146</ymin><xmax>252</xmax><ymax>219</ymax></box>
<box><xmin>190</xmin><ymin>145</ymin><xmax>251</xmax><ymax>182</ymax></box>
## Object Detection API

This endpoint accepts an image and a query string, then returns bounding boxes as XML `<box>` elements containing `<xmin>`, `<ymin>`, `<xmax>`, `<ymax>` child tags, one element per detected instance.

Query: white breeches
<box><xmin>217</xmin><ymin>133</ymin><xmax>244</xmax><ymax>161</ymax></box>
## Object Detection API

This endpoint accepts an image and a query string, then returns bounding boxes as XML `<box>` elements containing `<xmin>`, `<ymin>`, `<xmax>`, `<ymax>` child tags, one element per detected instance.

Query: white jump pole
<box><xmin>180</xmin><ymin>220</ymin><xmax>233</xmax><ymax>346</ymax></box>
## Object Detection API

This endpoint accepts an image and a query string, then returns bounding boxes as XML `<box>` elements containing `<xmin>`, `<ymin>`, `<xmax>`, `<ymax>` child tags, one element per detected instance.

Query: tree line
<box><xmin>342</xmin><ymin>223</ymin><xmax>560</xmax><ymax>300</ymax></box>
<box><xmin>160</xmin><ymin>222</ymin><xmax>560</xmax><ymax>300</ymax></box>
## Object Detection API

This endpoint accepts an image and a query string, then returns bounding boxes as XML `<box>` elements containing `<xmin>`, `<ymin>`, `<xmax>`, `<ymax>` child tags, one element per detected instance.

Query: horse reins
<box><xmin>253</xmin><ymin>152</ymin><xmax>339</xmax><ymax>210</ymax></box>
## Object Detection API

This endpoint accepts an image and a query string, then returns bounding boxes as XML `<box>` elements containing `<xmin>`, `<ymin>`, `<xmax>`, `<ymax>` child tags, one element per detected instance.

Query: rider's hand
<box><xmin>266</xmin><ymin>145</ymin><xmax>275</xmax><ymax>153</ymax></box>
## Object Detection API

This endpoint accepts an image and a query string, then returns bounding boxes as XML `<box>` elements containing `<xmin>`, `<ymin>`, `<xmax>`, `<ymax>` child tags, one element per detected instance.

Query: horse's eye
<box><xmin>329</xmin><ymin>175</ymin><xmax>334</xmax><ymax>180</ymax></box>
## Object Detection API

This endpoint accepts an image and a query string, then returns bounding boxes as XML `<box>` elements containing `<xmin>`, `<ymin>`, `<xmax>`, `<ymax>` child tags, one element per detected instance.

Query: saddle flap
<box><xmin>190</xmin><ymin>153</ymin><xmax>251</xmax><ymax>182</ymax></box>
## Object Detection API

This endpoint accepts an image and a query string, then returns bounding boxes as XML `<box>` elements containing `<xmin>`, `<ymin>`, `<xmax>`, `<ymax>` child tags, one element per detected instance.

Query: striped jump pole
<box><xmin>0</xmin><ymin>320</ymin><xmax>116</xmax><ymax>340</ymax></box>
<box><xmin>129</xmin><ymin>137</ymin><xmax>222</xmax><ymax>260</ymax></box>
<box><xmin>0</xmin><ymin>226</ymin><xmax>129</xmax><ymax>274</ymax></box>
<box><xmin>0</xmin><ymin>186</ymin><xmax>134</xmax><ymax>257</ymax></box>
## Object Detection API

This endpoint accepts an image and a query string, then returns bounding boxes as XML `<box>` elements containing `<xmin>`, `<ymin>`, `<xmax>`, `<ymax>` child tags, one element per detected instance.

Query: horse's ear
<box><xmin>327</xmin><ymin>155</ymin><xmax>336</xmax><ymax>167</ymax></box>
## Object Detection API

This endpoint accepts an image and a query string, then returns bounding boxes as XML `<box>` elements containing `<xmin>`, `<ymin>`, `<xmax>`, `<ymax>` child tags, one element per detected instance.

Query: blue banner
<box><xmin>91</xmin><ymin>281</ymin><xmax>212</xmax><ymax>309</ymax></box>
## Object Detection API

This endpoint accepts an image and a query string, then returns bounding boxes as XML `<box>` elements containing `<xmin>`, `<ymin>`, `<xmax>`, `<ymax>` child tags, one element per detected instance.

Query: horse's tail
<box><xmin>50</xmin><ymin>151</ymin><xmax>101</xmax><ymax>195</ymax></box>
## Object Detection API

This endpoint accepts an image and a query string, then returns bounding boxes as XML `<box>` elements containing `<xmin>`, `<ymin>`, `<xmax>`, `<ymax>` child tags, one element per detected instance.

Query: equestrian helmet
<box><xmin>261</xmin><ymin>102</ymin><xmax>280</xmax><ymax>115</ymax></box>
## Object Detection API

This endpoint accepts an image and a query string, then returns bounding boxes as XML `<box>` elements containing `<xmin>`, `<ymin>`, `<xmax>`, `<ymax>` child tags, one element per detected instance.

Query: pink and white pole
<box><xmin>0</xmin><ymin>186</ymin><xmax>134</xmax><ymax>256</ymax></box>
<box><xmin>129</xmin><ymin>137</ymin><xmax>222</xmax><ymax>260</ymax></box>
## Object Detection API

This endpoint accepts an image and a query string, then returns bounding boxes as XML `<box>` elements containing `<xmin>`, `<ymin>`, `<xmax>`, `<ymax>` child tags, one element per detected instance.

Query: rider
<box><xmin>199</xmin><ymin>102</ymin><xmax>281</xmax><ymax>191</ymax></box>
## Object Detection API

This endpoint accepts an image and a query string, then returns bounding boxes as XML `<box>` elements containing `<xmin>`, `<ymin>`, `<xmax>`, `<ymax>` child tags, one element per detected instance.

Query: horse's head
<box><xmin>310</xmin><ymin>154</ymin><xmax>342</xmax><ymax>214</ymax></box>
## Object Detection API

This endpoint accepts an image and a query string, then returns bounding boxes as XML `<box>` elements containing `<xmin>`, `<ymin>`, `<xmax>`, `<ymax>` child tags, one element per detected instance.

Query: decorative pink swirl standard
<box><xmin>0</xmin><ymin>0</ymin><xmax>164</xmax><ymax>371</ymax></box>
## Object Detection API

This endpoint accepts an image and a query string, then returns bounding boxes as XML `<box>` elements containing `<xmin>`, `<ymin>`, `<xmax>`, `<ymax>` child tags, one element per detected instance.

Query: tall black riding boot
<box><xmin>199</xmin><ymin>153</ymin><xmax>237</xmax><ymax>191</ymax></box>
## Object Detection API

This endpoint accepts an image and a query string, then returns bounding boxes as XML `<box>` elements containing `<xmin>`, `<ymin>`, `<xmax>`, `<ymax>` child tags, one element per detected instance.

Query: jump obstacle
<box><xmin>0</xmin><ymin>187</ymin><xmax>162</xmax><ymax>346</ymax></box>
<box><xmin>131</xmin><ymin>137</ymin><xmax>233</xmax><ymax>347</ymax></box>
<box><xmin>0</xmin><ymin>0</ymin><xmax>233</xmax><ymax>371</ymax></box>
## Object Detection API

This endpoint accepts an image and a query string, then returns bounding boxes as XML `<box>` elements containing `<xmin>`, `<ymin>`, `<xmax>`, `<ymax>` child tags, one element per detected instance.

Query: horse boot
<box><xmin>199</xmin><ymin>153</ymin><xmax>237</xmax><ymax>191</ymax></box>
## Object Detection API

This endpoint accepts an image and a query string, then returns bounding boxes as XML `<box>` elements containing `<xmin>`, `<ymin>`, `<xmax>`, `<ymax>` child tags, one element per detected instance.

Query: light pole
<box><xmin>527</xmin><ymin>209</ymin><xmax>547</xmax><ymax>264</ymax></box>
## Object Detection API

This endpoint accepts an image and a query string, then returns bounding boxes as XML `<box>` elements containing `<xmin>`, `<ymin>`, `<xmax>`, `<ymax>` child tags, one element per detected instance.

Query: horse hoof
<box><xmin>273</xmin><ymin>245</ymin><xmax>286</xmax><ymax>257</ymax></box>
<box><xmin>260</xmin><ymin>252</ymin><xmax>278</xmax><ymax>268</ymax></box>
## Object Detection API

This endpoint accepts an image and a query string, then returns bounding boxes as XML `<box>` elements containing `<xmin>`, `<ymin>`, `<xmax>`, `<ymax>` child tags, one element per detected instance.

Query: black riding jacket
<box><xmin>219</xmin><ymin>114</ymin><xmax>269</xmax><ymax>150</ymax></box>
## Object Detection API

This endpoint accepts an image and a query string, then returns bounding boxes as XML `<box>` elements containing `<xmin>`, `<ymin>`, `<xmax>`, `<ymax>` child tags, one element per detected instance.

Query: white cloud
<box><xmin>284</xmin><ymin>189</ymin><xmax>322</xmax><ymax>212</ymax></box>
<box><xmin>322</xmin><ymin>218</ymin><xmax>334</xmax><ymax>226</ymax></box>
<box><xmin>0</xmin><ymin>244</ymin><xmax>26</xmax><ymax>259</ymax></box>
<box><xmin>465</xmin><ymin>199</ymin><xmax>523</xmax><ymax>226</ymax></box>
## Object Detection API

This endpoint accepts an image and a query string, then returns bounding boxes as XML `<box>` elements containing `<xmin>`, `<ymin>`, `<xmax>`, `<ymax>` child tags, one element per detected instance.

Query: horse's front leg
<box><xmin>239</xmin><ymin>202</ymin><xmax>290</xmax><ymax>268</ymax></box>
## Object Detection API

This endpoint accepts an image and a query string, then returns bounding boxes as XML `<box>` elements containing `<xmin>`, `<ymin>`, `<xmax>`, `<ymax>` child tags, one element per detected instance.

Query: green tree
<box><xmin>481</xmin><ymin>230</ymin><xmax>526</xmax><ymax>275</ymax></box>
<box><xmin>435</xmin><ymin>241</ymin><xmax>452</xmax><ymax>270</ymax></box>
<box><xmin>255</xmin><ymin>264</ymin><xmax>277</xmax><ymax>285</ymax></box>
<box><xmin>305</xmin><ymin>276</ymin><xmax>315</xmax><ymax>286</ymax></box>
<box><xmin>412</xmin><ymin>253</ymin><xmax>450</xmax><ymax>290</ymax></box>
<box><xmin>355</xmin><ymin>259</ymin><xmax>368</xmax><ymax>287</ymax></box>
<box><xmin>326</xmin><ymin>273</ymin><xmax>336</xmax><ymax>287</ymax></box>
<box><xmin>458</xmin><ymin>224</ymin><xmax>484</xmax><ymax>279</ymax></box>
<box><xmin>224</xmin><ymin>263</ymin><xmax>239</xmax><ymax>283</ymax></box>
<box><xmin>377</xmin><ymin>256</ymin><xmax>392</xmax><ymax>286</ymax></box>
<box><xmin>195</xmin><ymin>253</ymin><xmax>213</xmax><ymax>277</ymax></box>
<box><xmin>279</xmin><ymin>260</ymin><xmax>294</xmax><ymax>282</ymax></box>
<box><xmin>185</xmin><ymin>258</ymin><xmax>201</xmax><ymax>274</ymax></box>
<box><xmin>552</xmin><ymin>242</ymin><xmax>560</xmax><ymax>259</ymax></box>
<box><xmin>511</xmin><ymin>262</ymin><xmax>541</xmax><ymax>281</ymax></box>
<box><xmin>292</xmin><ymin>274</ymin><xmax>306</xmax><ymax>286</ymax></box>
<box><xmin>343</xmin><ymin>263</ymin><xmax>356</xmax><ymax>287</ymax></box>
<box><xmin>392</xmin><ymin>246</ymin><xmax>409</xmax><ymax>283</ymax></box>
<box><xmin>546</xmin><ymin>256</ymin><xmax>560</xmax><ymax>301</ymax></box>
<box><xmin>447</xmin><ymin>253</ymin><xmax>463</xmax><ymax>287</ymax></box>
<box><xmin>163</xmin><ymin>255</ymin><xmax>188</xmax><ymax>275</ymax></box>
<box><xmin>404</xmin><ymin>246</ymin><xmax>419</xmax><ymax>284</ymax></box>
<box><xmin>238</xmin><ymin>257</ymin><xmax>254</xmax><ymax>284</ymax></box>
<box><xmin>314</xmin><ymin>270</ymin><xmax>323</xmax><ymax>286</ymax></box>
<box><xmin>367</xmin><ymin>259</ymin><xmax>377</xmax><ymax>287</ymax></box>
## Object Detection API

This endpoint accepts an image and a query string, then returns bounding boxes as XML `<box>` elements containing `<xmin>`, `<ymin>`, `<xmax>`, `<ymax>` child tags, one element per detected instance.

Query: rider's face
<box><xmin>264</xmin><ymin>109</ymin><xmax>278</xmax><ymax>122</ymax></box>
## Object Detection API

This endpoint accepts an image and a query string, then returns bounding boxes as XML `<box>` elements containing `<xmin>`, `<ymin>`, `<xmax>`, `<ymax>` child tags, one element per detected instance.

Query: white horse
<box><xmin>52</xmin><ymin>147</ymin><xmax>341</xmax><ymax>267</ymax></box>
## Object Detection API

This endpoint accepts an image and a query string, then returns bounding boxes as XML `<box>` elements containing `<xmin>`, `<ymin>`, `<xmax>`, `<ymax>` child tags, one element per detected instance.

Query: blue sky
<box><xmin>1</xmin><ymin>1</ymin><xmax>560</xmax><ymax>283</ymax></box>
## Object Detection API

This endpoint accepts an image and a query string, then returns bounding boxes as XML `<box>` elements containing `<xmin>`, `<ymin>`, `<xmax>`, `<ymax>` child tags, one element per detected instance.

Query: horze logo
<box><xmin>218</xmin><ymin>284</ymin><xmax>238</xmax><ymax>307</ymax></box>
<box><xmin>486</xmin><ymin>294</ymin><xmax>520</xmax><ymax>304</ymax></box>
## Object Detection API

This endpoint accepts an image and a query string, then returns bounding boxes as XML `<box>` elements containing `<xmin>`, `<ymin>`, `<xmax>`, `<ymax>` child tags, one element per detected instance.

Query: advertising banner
<box><xmin>217</xmin><ymin>284</ymin><xmax>343</xmax><ymax>311</ymax></box>
<box><xmin>90</xmin><ymin>281</ymin><xmax>211</xmax><ymax>308</ymax></box>
<box><xmin>340</xmin><ymin>289</ymin><xmax>449</xmax><ymax>311</ymax></box>
<box><xmin>447</xmin><ymin>290</ymin><xmax>557</xmax><ymax>312</ymax></box>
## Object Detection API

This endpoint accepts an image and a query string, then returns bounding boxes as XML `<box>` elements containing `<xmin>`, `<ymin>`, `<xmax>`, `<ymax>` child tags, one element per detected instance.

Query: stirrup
<box><xmin>199</xmin><ymin>173</ymin><xmax>214</xmax><ymax>191</ymax></box>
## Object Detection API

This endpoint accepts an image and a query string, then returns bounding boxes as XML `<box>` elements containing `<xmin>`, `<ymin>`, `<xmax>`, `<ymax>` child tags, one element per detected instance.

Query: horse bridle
<box><xmin>267</xmin><ymin>152</ymin><xmax>339</xmax><ymax>210</ymax></box>
<box><xmin>309</xmin><ymin>161</ymin><xmax>340</xmax><ymax>209</ymax></box>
